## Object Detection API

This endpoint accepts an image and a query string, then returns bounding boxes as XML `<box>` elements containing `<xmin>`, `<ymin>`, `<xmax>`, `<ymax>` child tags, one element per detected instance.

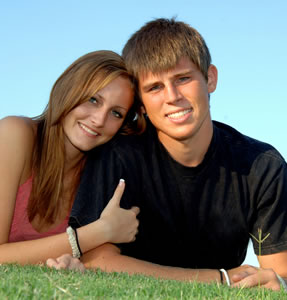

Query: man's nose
<box><xmin>164</xmin><ymin>83</ymin><xmax>182</xmax><ymax>104</ymax></box>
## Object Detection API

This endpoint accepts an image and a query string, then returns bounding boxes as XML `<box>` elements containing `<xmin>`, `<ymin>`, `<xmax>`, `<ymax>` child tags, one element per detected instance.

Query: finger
<box><xmin>130</xmin><ymin>206</ymin><xmax>140</xmax><ymax>215</ymax></box>
<box><xmin>73</xmin><ymin>260</ymin><xmax>86</xmax><ymax>273</ymax></box>
<box><xmin>78</xmin><ymin>263</ymin><xmax>86</xmax><ymax>273</ymax></box>
<box><xmin>69</xmin><ymin>259</ymin><xmax>86</xmax><ymax>273</ymax></box>
<box><xmin>56</xmin><ymin>254</ymin><xmax>71</xmax><ymax>264</ymax></box>
<box><xmin>231</xmin><ymin>271</ymin><xmax>250</xmax><ymax>283</ymax></box>
<box><xmin>55</xmin><ymin>254</ymin><xmax>72</xmax><ymax>269</ymax></box>
<box><xmin>108</xmin><ymin>179</ymin><xmax>125</xmax><ymax>206</ymax></box>
<box><xmin>231</xmin><ymin>267</ymin><xmax>258</xmax><ymax>283</ymax></box>
<box><xmin>46</xmin><ymin>258</ymin><xmax>58</xmax><ymax>268</ymax></box>
<box><xmin>56</xmin><ymin>260</ymin><xmax>70</xmax><ymax>270</ymax></box>
<box><xmin>231</xmin><ymin>266</ymin><xmax>258</xmax><ymax>280</ymax></box>
<box><xmin>231</xmin><ymin>268</ymin><xmax>273</xmax><ymax>289</ymax></box>
<box><xmin>231</xmin><ymin>273</ymin><xmax>261</xmax><ymax>288</ymax></box>
<box><xmin>67</xmin><ymin>258</ymin><xmax>80</xmax><ymax>270</ymax></box>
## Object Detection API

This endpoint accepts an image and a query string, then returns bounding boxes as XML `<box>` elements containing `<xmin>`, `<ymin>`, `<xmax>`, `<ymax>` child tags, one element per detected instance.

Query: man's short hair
<box><xmin>122</xmin><ymin>18</ymin><xmax>211</xmax><ymax>81</ymax></box>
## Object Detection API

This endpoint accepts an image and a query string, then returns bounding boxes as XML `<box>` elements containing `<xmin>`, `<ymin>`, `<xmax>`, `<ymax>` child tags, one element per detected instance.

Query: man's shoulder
<box><xmin>94</xmin><ymin>120</ymin><xmax>157</xmax><ymax>155</ymax></box>
<box><xmin>213</xmin><ymin>120</ymin><xmax>285</xmax><ymax>163</ymax></box>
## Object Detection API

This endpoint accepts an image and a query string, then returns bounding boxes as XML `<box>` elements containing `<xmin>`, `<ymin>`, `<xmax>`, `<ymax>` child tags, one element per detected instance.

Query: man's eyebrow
<box><xmin>173</xmin><ymin>70</ymin><xmax>193</xmax><ymax>77</ymax></box>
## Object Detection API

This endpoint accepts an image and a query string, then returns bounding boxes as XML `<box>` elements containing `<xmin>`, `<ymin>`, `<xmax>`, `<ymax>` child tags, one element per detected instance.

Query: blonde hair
<box><xmin>122</xmin><ymin>18</ymin><xmax>211</xmax><ymax>81</ymax></box>
<box><xmin>28</xmin><ymin>50</ymin><xmax>145</xmax><ymax>224</ymax></box>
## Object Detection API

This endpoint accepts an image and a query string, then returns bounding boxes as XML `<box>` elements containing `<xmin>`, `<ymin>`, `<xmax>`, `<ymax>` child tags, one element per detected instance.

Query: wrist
<box><xmin>77</xmin><ymin>219</ymin><xmax>110</xmax><ymax>253</ymax></box>
<box><xmin>96</xmin><ymin>217</ymin><xmax>113</xmax><ymax>242</ymax></box>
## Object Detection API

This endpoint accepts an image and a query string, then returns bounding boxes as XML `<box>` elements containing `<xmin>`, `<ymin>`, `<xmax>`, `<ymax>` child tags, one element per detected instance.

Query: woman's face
<box><xmin>63</xmin><ymin>76</ymin><xmax>134</xmax><ymax>156</ymax></box>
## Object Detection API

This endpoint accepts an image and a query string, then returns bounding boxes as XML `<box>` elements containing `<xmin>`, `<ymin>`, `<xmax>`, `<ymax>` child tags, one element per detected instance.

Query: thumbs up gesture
<box><xmin>100</xmin><ymin>179</ymin><xmax>140</xmax><ymax>243</ymax></box>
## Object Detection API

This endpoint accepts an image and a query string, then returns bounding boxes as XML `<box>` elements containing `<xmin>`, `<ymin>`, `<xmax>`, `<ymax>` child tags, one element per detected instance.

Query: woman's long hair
<box><xmin>28</xmin><ymin>50</ymin><xmax>145</xmax><ymax>224</ymax></box>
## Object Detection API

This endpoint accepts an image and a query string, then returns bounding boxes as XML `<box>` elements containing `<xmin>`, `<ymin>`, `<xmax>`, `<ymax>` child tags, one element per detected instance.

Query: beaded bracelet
<box><xmin>66</xmin><ymin>226</ymin><xmax>81</xmax><ymax>258</ymax></box>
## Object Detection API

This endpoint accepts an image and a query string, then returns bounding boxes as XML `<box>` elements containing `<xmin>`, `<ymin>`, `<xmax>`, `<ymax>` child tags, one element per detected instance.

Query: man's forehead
<box><xmin>138</xmin><ymin>71</ymin><xmax>162</xmax><ymax>84</ymax></box>
<box><xmin>138</xmin><ymin>57</ymin><xmax>195</xmax><ymax>85</ymax></box>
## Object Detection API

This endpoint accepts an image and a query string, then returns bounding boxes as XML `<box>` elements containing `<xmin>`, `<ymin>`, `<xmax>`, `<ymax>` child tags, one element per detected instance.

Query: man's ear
<box><xmin>207</xmin><ymin>64</ymin><xmax>218</xmax><ymax>93</ymax></box>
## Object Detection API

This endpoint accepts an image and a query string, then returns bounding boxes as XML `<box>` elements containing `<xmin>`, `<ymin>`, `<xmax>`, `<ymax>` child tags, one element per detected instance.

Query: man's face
<box><xmin>138</xmin><ymin>57</ymin><xmax>217</xmax><ymax>146</ymax></box>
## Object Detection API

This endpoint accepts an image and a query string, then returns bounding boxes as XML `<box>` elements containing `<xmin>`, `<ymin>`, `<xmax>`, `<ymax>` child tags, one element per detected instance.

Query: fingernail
<box><xmin>119</xmin><ymin>179</ymin><xmax>125</xmax><ymax>185</ymax></box>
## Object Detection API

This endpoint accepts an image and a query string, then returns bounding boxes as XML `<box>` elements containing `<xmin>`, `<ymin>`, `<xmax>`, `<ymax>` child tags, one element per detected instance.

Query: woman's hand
<box><xmin>100</xmin><ymin>179</ymin><xmax>140</xmax><ymax>244</ymax></box>
<box><xmin>46</xmin><ymin>254</ymin><xmax>85</xmax><ymax>272</ymax></box>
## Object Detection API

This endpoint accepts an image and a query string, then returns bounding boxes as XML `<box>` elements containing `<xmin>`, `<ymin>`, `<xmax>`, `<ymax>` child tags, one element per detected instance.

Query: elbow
<box><xmin>82</xmin><ymin>243</ymin><xmax>121</xmax><ymax>271</ymax></box>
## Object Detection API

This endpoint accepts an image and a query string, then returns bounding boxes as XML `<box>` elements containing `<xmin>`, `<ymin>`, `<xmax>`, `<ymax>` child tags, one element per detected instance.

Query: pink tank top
<box><xmin>8</xmin><ymin>176</ymin><xmax>69</xmax><ymax>242</ymax></box>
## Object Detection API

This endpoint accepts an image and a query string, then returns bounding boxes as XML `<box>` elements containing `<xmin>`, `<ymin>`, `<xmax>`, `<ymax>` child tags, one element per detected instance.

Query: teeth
<box><xmin>79</xmin><ymin>123</ymin><xmax>99</xmax><ymax>136</ymax></box>
<box><xmin>167</xmin><ymin>109</ymin><xmax>192</xmax><ymax>119</ymax></box>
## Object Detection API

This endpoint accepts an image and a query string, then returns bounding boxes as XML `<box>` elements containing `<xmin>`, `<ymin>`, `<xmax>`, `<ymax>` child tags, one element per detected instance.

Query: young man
<box><xmin>67</xmin><ymin>19</ymin><xmax>287</xmax><ymax>290</ymax></box>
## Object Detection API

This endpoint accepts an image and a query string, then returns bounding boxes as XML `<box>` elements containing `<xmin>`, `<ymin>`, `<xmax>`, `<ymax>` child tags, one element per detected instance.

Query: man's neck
<box><xmin>157</xmin><ymin>120</ymin><xmax>213</xmax><ymax>167</ymax></box>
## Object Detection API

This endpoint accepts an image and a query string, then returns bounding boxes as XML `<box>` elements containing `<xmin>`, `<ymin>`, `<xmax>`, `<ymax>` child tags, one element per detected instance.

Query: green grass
<box><xmin>0</xmin><ymin>264</ymin><xmax>286</xmax><ymax>299</ymax></box>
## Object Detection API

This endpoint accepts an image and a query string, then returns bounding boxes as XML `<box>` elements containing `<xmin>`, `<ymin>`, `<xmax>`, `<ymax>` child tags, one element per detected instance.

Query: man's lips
<box><xmin>166</xmin><ymin>108</ymin><xmax>193</xmax><ymax>119</ymax></box>
<box><xmin>79</xmin><ymin>122</ymin><xmax>100</xmax><ymax>136</ymax></box>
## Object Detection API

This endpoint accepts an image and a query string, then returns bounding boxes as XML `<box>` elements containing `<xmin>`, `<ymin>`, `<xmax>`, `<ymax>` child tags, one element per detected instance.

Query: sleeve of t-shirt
<box><xmin>69</xmin><ymin>137</ymin><xmax>142</xmax><ymax>229</ymax></box>
<box><xmin>250</xmin><ymin>156</ymin><xmax>287</xmax><ymax>255</ymax></box>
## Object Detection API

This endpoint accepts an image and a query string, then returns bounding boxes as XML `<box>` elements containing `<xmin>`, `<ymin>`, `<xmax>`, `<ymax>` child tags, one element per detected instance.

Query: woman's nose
<box><xmin>90</xmin><ymin>109</ymin><xmax>107</xmax><ymax>128</ymax></box>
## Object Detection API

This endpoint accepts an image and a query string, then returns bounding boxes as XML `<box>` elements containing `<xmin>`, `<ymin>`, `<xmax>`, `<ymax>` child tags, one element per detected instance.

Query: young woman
<box><xmin>0</xmin><ymin>50</ymin><xmax>145</xmax><ymax>265</ymax></box>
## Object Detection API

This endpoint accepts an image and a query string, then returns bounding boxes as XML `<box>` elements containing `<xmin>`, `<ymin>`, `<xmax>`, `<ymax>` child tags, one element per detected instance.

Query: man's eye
<box><xmin>177</xmin><ymin>77</ymin><xmax>190</xmax><ymax>83</ymax></box>
<box><xmin>149</xmin><ymin>85</ymin><xmax>161</xmax><ymax>92</ymax></box>
<box><xmin>112</xmin><ymin>110</ymin><xmax>123</xmax><ymax>119</ymax></box>
<box><xmin>89</xmin><ymin>97</ymin><xmax>98</xmax><ymax>104</ymax></box>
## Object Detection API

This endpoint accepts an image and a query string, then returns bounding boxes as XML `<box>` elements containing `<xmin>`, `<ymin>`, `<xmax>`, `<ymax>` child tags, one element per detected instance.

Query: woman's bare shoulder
<box><xmin>0</xmin><ymin>116</ymin><xmax>37</xmax><ymax>184</ymax></box>
<box><xmin>0</xmin><ymin>116</ymin><xmax>36</xmax><ymax>143</ymax></box>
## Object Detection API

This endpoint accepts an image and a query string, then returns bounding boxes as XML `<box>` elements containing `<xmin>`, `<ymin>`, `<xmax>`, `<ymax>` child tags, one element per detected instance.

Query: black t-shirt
<box><xmin>70</xmin><ymin>120</ymin><xmax>287</xmax><ymax>269</ymax></box>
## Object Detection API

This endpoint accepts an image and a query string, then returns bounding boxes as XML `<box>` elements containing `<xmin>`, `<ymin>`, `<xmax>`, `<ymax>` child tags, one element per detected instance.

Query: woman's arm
<box><xmin>0</xmin><ymin>116</ymin><xmax>35</xmax><ymax>249</ymax></box>
<box><xmin>0</xmin><ymin>212</ymin><xmax>135</xmax><ymax>265</ymax></box>
<box><xmin>0</xmin><ymin>177</ymin><xmax>139</xmax><ymax>265</ymax></box>
<box><xmin>0</xmin><ymin>117</ymin><xmax>139</xmax><ymax>265</ymax></box>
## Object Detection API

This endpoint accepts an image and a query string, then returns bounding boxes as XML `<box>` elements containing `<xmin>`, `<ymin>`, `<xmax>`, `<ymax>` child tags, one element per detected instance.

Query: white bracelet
<box><xmin>220</xmin><ymin>269</ymin><xmax>231</xmax><ymax>286</ymax></box>
<box><xmin>66</xmin><ymin>226</ymin><xmax>81</xmax><ymax>258</ymax></box>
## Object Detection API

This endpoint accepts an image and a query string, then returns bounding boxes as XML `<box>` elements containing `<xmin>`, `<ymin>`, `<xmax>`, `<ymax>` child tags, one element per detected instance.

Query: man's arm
<box><xmin>258</xmin><ymin>250</ymin><xmax>287</xmax><ymax>278</ymax></box>
<box><xmin>82</xmin><ymin>243</ymin><xmax>221</xmax><ymax>282</ymax></box>
<box><xmin>48</xmin><ymin>245</ymin><xmax>282</xmax><ymax>290</ymax></box>
<box><xmin>81</xmin><ymin>243</ymin><xmax>252</xmax><ymax>284</ymax></box>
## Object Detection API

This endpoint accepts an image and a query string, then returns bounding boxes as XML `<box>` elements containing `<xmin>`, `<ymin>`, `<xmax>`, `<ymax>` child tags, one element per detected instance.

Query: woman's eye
<box><xmin>89</xmin><ymin>97</ymin><xmax>99</xmax><ymax>104</ymax></box>
<box><xmin>111</xmin><ymin>110</ymin><xmax>123</xmax><ymax>119</ymax></box>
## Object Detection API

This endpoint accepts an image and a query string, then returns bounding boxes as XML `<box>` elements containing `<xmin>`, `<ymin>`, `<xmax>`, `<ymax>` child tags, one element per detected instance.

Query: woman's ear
<box><xmin>207</xmin><ymin>64</ymin><xmax>218</xmax><ymax>93</ymax></box>
<box><xmin>141</xmin><ymin>105</ymin><xmax>146</xmax><ymax>114</ymax></box>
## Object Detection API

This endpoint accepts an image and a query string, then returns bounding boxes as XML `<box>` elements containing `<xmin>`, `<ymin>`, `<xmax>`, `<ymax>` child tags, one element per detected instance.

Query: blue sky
<box><xmin>1</xmin><ymin>0</ymin><xmax>286</xmax><ymax>267</ymax></box>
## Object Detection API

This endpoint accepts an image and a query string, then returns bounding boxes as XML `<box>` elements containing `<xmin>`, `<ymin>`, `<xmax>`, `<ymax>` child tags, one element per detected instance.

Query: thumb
<box><xmin>108</xmin><ymin>179</ymin><xmax>125</xmax><ymax>206</ymax></box>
